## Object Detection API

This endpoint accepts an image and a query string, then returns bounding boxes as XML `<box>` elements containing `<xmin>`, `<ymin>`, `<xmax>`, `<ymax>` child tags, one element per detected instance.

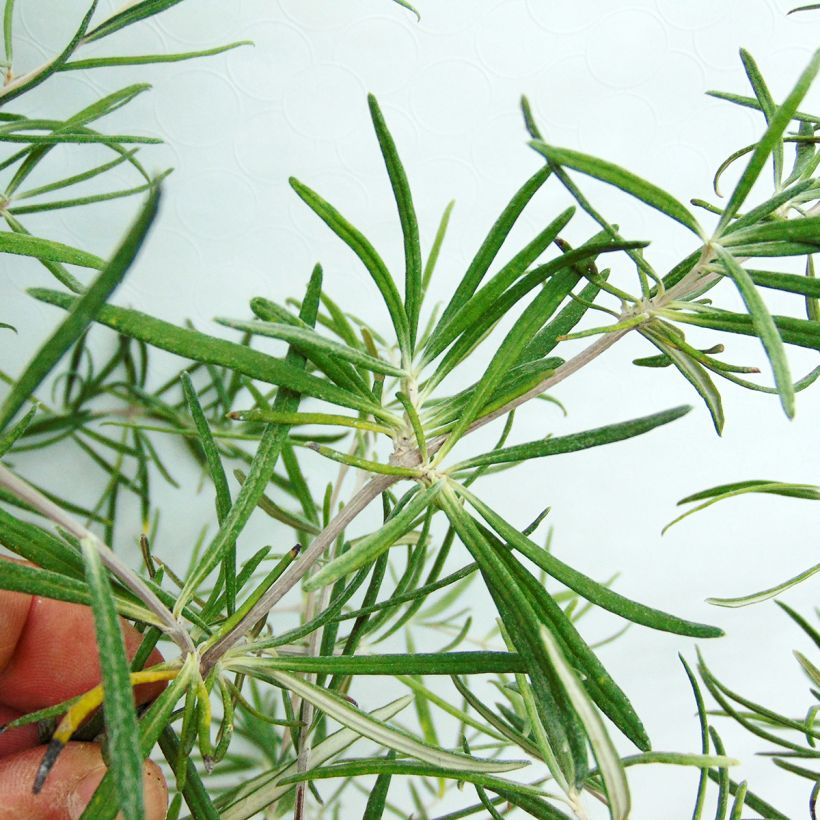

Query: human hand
<box><xmin>0</xmin><ymin>571</ymin><xmax>169</xmax><ymax>819</ymax></box>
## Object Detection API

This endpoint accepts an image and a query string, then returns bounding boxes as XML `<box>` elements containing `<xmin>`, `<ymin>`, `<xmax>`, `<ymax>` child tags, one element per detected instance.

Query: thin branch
<box><xmin>200</xmin><ymin>472</ymin><xmax>398</xmax><ymax>672</ymax></box>
<box><xmin>0</xmin><ymin>462</ymin><xmax>194</xmax><ymax>653</ymax></box>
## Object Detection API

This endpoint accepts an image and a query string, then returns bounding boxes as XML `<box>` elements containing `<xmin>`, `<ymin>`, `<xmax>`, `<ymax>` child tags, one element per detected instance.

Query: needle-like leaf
<box><xmin>453</xmin><ymin>405</ymin><xmax>690</xmax><ymax>471</ymax></box>
<box><xmin>290</xmin><ymin>177</ymin><xmax>411</xmax><ymax>357</ymax></box>
<box><xmin>462</xmin><ymin>488</ymin><xmax>723</xmax><ymax>638</ymax></box>
<box><xmin>716</xmin><ymin>49</ymin><xmax>820</xmax><ymax>232</ymax></box>
<box><xmin>79</xmin><ymin>536</ymin><xmax>144</xmax><ymax>820</ymax></box>
<box><xmin>176</xmin><ymin>266</ymin><xmax>323</xmax><ymax>612</ymax></box>
<box><xmin>715</xmin><ymin>246</ymin><xmax>794</xmax><ymax>417</ymax></box>
<box><xmin>531</xmin><ymin>142</ymin><xmax>702</xmax><ymax>237</ymax></box>
<box><xmin>368</xmin><ymin>94</ymin><xmax>423</xmax><ymax>349</ymax></box>
<box><xmin>541</xmin><ymin>626</ymin><xmax>631</xmax><ymax>820</ymax></box>
<box><xmin>0</xmin><ymin>187</ymin><xmax>159</xmax><ymax>431</ymax></box>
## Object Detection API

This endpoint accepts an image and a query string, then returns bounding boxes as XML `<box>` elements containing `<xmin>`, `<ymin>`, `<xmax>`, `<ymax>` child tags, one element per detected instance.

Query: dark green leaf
<box><xmin>454</xmin><ymin>405</ymin><xmax>690</xmax><ymax>470</ymax></box>
<box><xmin>531</xmin><ymin>142</ymin><xmax>702</xmax><ymax>236</ymax></box>
<box><xmin>0</xmin><ymin>187</ymin><xmax>159</xmax><ymax>431</ymax></box>
<box><xmin>80</xmin><ymin>537</ymin><xmax>145</xmax><ymax>820</ymax></box>
<box><xmin>716</xmin><ymin>49</ymin><xmax>820</xmax><ymax>232</ymax></box>
<box><xmin>436</xmin><ymin>166</ymin><xmax>550</xmax><ymax>330</ymax></box>
<box><xmin>368</xmin><ymin>94</ymin><xmax>422</xmax><ymax>348</ymax></box>
<box><xmin>715</xmin><ymin>246</ymin><xmax>794</xmax><ymax>417</ymax></box>
<box><xmin>176</xmin><ymin>265</ymin><xmax>323</xmax><ymax>612</ymax></box>
<box><xmin>61</xmin><ymin>41</ymin><xmax>251</xmax><ymax>71</ymax></box>
<box><xmin>462</xmin><ymin>489</ymin><xmax>723</xmax><ymax>638</ymax></box>
<box><xmin>289</xmin><ymin>177</ymin><xmax>410</xmax><ymax>356</ymax></box>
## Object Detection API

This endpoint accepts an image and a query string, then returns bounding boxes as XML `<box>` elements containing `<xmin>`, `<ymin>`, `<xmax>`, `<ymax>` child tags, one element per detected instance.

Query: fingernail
<box><xmin>66</xmin><ymin>768</ymin><xmax>106</xmax><ymax>820</ymax></box>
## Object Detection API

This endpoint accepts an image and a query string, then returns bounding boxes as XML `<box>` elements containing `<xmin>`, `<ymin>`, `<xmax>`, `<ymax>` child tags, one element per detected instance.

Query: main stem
<box><xmin>201</xmin><ymin>322</ymin><xmax>636</xmax><ymax>670</ymax></box>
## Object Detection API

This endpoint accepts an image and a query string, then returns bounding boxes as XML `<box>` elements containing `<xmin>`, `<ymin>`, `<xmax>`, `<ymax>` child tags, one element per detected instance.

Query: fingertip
<box><xmin>143</xmin><ymin>759</ymin><xmax>169</xmax><ymax>820</ymax></box>
<box><xmin>0</xmin><ymin>742</ymin><xmax>168</xmax><ymax>819</ymax></box>
<box><xmin>66</xmin><ymin>758</ymin><xmax>167</xmax><ymax>820</ymax></box>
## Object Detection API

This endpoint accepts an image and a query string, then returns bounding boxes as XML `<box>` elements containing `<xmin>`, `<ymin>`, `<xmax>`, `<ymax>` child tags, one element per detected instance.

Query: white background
<box><xmin>1</xmin><ymin>1</ymin><xmax>819</xmax><ymax>817</ymax></box>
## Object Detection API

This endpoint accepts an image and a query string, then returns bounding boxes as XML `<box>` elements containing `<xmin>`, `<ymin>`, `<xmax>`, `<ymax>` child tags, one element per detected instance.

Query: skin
<box><xmin>0</xmin><ymin>573</ymin><xmax>169</xmax><ymax>819</ymax></box>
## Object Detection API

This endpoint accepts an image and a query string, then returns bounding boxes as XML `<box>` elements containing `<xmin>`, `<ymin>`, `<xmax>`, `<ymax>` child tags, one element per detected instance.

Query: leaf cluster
<box><xmin>0</xmin><ymin>3</ymin><xmax>818</xmax><ymax>819</ymax></box>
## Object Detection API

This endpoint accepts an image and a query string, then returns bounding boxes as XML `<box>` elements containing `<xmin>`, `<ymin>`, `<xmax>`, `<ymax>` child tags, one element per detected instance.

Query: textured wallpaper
<box><xmin>1</xmin><ymin>1</ymin><xmax>818</xmax><ymax>816</ymax></box>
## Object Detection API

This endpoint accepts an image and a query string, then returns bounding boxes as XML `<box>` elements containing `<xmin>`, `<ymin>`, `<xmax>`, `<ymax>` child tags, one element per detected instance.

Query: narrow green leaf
<box><xmin>250</xmin><ymin>296</ymin><xmax>378</xmax><ymax>399</ymax></box>
<box><xmin>716</xmin><ymin>49</ymin><xmax>820</xmax><ymax>232</ymax></box>
<box><xmin>389</xmin><ymin>0</ymin><xmax>420</xmax><ymax>19</ymax></box>
<box><xmin>520</xmin><ymin>274</ymin><xmax>608</xmax><ymax>362</ymax></box>
<box><xmin>83</xmin><ymin>0</ymin><xmax>185</xmax><ymax>42</ymax></box>
<box><xmin>423</xmin><ymin>206</ymin><xmax>575</xmax><ymax>360</ymax></box>
<box><xmin>422</xmin><ymin>199</ymin><xmax>454</xmax><ymax>296</ymax></box>
<box><xmin>3</xmin><ymin>0</ymin><xmax>14</xmax><ymax>64</ymax></box>
<box><xmin>232</xmin><ymin>651</ymin><xmax>526</xmax><ymax>676</ymax></box>
<box><xmin>679</xmin><ymin>655</ymin><xmax>710</xmax><ymax>820</ymax></box>
<box><xmin>305</xmin><ymin>442</ymin><xmax>419</xmax><ymax>477</ymax></box>
<box><xmin>776</xmin><ymin>600</ymin><xmax>820</xmax><ymax>650</ymax></box>
<box><xmin>439</xmin><ymin>487</ymin><xmax>585</xmax><ymax>789</ymax></box>
<box><xmin>29</xmin><ymin>292</ymin><xmax>381</xmax><ymax>418</ymax></box>
<box><xmin>243</xmin><ymin>666</ymin><xmax>527</xmax><ymax>773</ymax></box>
<box><xmin>721</xmin><ymin>215</ymin><xmax>820</xmax><ymax>248</ymax></box>
<box><xmin>0</xmin><ymin>404</ymin><xmax>35</xmax><ymax>456</ymax></box>
<box><xmin>216</xmin><ymin>318</ymin><xmax>405</xmax><ymax>378</ymax></box>
<box><xmin>491</xmin><ymin>539</ymin><xmax>649</xmax><ymax>750</ymax></box>
<box><xmin>204</xmin><ymin>547</ymin><xmax>300</xmax><ymax>649</ymax></box>
<box><xmin>541</xmin><ymin>626</ymin><xmax>631</xmax><ymax>820</ymax></box>
<box><xmin>704</xmin><ymin>773</ymin><xmax>789</xmax><ymax>820</ymax></box>
<box><xmin>642</xmin><ymin>326</ymin><xmax>724</xmax><ymax>435</ymax></box>
<box><xmin>176</xmin><ymin>266</ymin><xmax>323</xmax><ymax>613</ymax></box>
<box><xmin>368</xmin><ymin>94</ymin><xmax>422</xmax><ymax>348</ymax></box>
<box><xmin>80</xmin><ymin>537</ymin><xmax>144</xmax><ymax>820</ymax></box>
<box><xmin>729</xmin><ymin>781</ymin><xmax>748</xmax><ymax>820</ymax></box>
<box><xmin>61</xmin><ymin>41</ymin><xmax>251</xmax><ymax>70</ymax></box>
<box><xmin>233</xmin><ymin>470</ymin><xmax>319</xmax><ymax>534</ymax></box>
<box><xmin>707</xmin><ymin>562</ymin><xmax>820</xmax><ymax>608</ymax></box>
<box><xmin>304</xmin><ymin>481</ymin><xmax>444</xmax><ymax>591</ymax></box>
<box><xmin>667</xmin><ymin>305</ymin><xmax>820</xmax><ymax>351</ymax></box>
<box><xmin>14</xmin><ymin>149</ymin><xmax>136</xmax><ymax>201</ymax></box>
<box><xmin>0</xmin><ymin>501</ymin><xmax>105</xmax><ymax>577</ymax></box>
<box><xmin>9</xmin><ymin>173</ymin><xmax>169</xmax><ymax>215</ymax></box>
<box><xmin>436</xmin><ymin>166</ymin><xmax>551</xmax><ymax>330</ymax></box>
<box><xmin>706</xmin><ymin>91</ymin><xmax>819</xmax><ymax>122</ymax></box>
<box><xmin>531</xmin><ymin>142</ymin><xmax>701</xmax><ymax>236</ymax></box>
<box><xmin>0</xmin><ymin>187</ymin><xmax>159</xmax><ymax>431</ymax></box>
<box><xmin>0</xmin><ymin>0</ymin><xmax>98</xmax><ymax>104</ymax></box>
<box><xmin>289</xmin><ymin>177</ymin><xmax>410</xmax><ymax>356</ymax></box>
<box><xmin>740</xmin><ymin>49</ymin><xmax>783</xmax><ymax>188</ymax></box>
<box><xmin>362</xmin><ymin>752</ymin><xmax>396</xmax><ymax>820</ymax></box>
<box><xmin>0</xmin><ymin>230</ymin><xmax>104</xmax><ymax>267</ymax></box>
<box><xmin>434</xmin><ymin>268</ymin><xmax>581</xmax><ymax>463</ymax></box>
<box><xmin>715</xmin><ymin>246</ymin><xmax>794</xmax><ymax>417</ymax></box>
<box><xmin>462</xmin><ymin>489</ymin><xmax>723</xmax><ymax>638</ymax></box>
<box><xmin>278</xmin><ymin>759</ymin><xmax>548</xmax><ymax>802</ymax></box>
<box><xmin>0</xmin><ymin>559</ymin><xmax>155</xmax><ymax>624</ymax></box>
<box><xmin>665</xmin><ymin>480</ymin><xmax>820</xmax><ymax>534</ymax></box>
<box><xmin>424</xmin><ymin>240</ymin><xmax>643</xmax><ymax>389</ymax></box>
<box><xmin>805</xmin><ymin>256</ymin><xmax>819</xmax><ymax>321</ymax></box>
<box><xmin>181</xmin><ymin>372</ymin><xmax>234</xmax><ymax>611</ymax></box>
<box><xmin>0</xmin><ymin>131</ymin><xmax>161</xmax><ymax>146</ymax></box>
<box><xmin>794</xmin><ymin>651</ymin><xmax>820</xmax><ymax>687</ymax></box>
<box><xmin>218</xmin><ymin>698</ymin><xmax>411</xmax><ymax>820</ymax></box>
<box><xmin>747</xmin><ymin>267</ymin><xmax>820</xmax><ymax>299</ymax></box>
<box><xmin>231</xmin><ymin>408</ymin><xmax>392</xmax><ymax>435</ymax></box>
<box><xmin>454</xmin><ymin>405</ymin><xmax>690</xmax><ymax>470</ymax></box>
